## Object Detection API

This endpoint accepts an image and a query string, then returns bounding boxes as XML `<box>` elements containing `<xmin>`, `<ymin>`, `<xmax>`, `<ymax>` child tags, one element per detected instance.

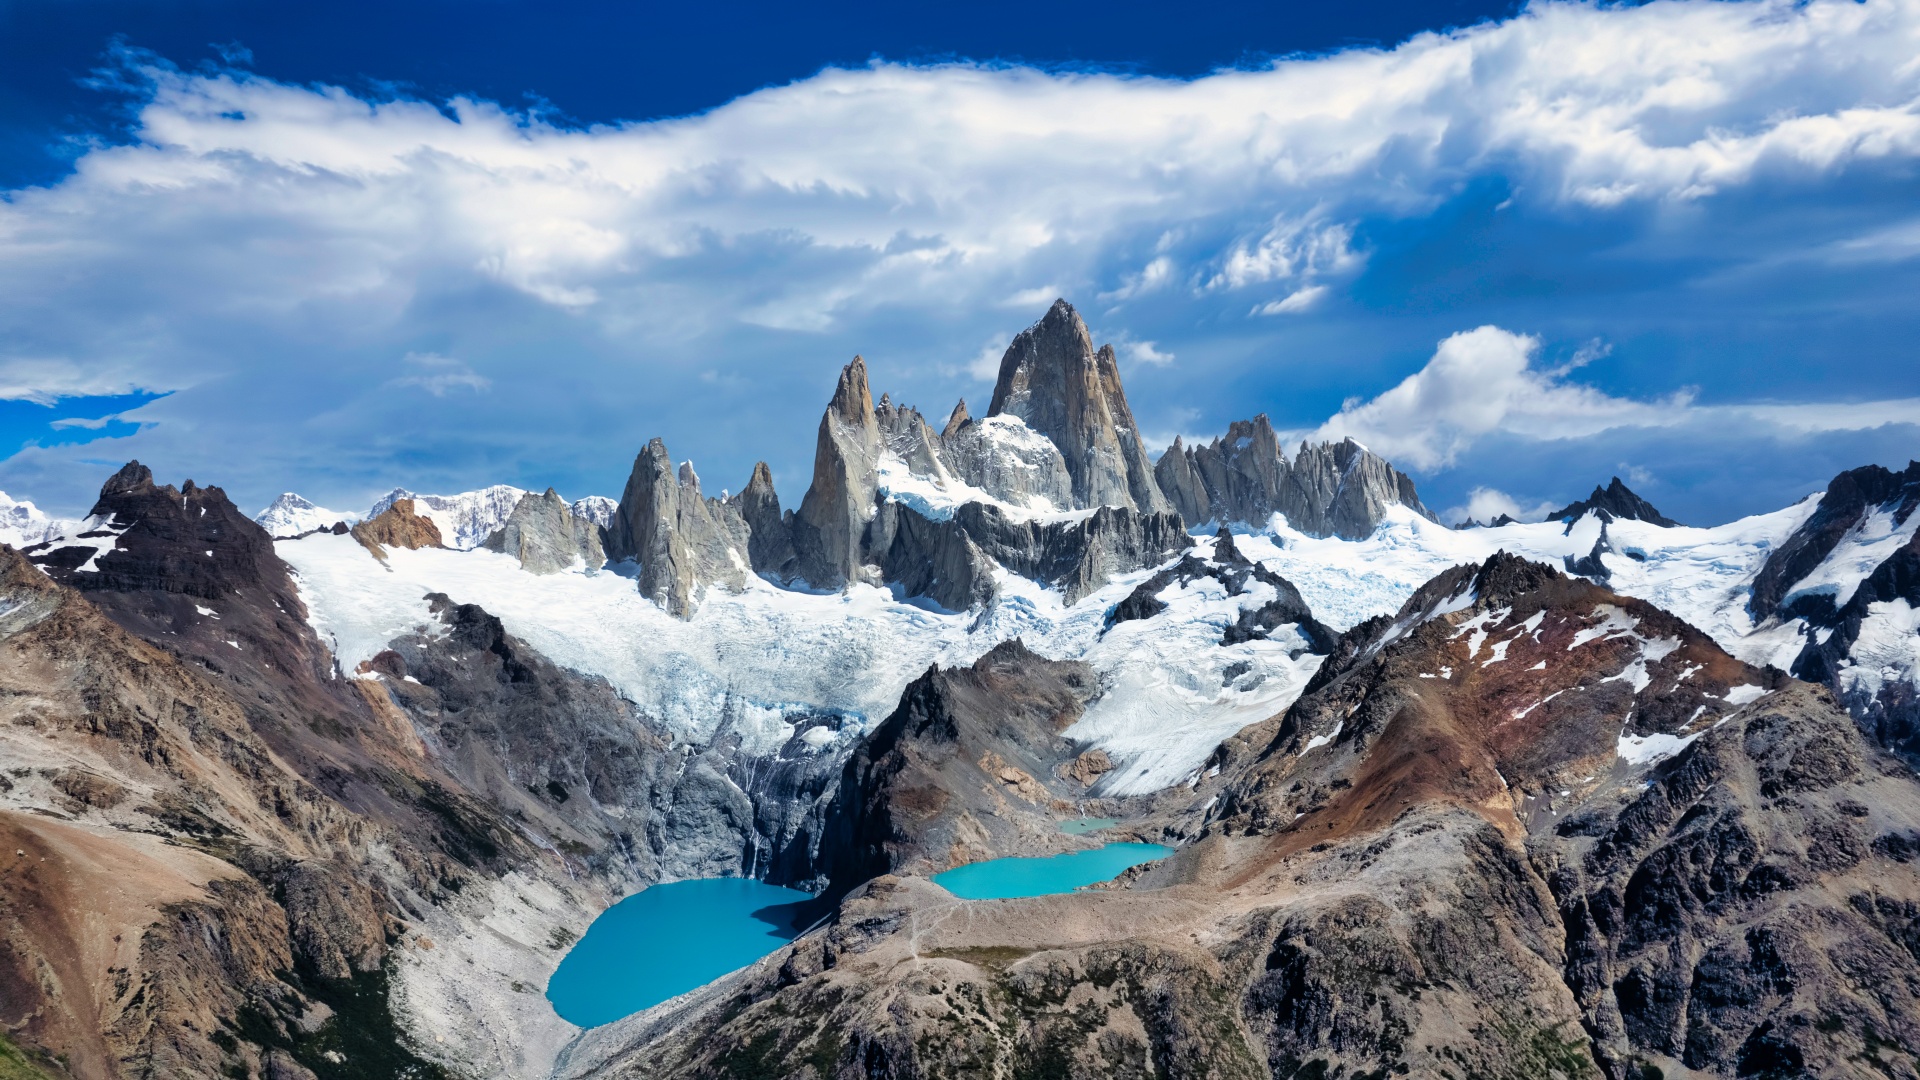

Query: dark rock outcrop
<box><xmin>30</xmin><ymin>461</ymin><xmax>306</xmax><ymax>600</ymax></box>
<box><xmin>1563</xmin><ymin>521</ymin><xmax>1616</xmax><ymax>582</ymax></box>
<box><xmin>986</xmin><ymin>299</ymin><xmax>1168</xmax><ymax>515</ymax></box>
<box><xmin>1549</xmin><ymin>476</ymin><xmax>1681</xmax><ymax>527</ymax></box>
<box><xmin>1107</xmin><ymin>528</ymin><xmax>1337</xmax><ymax>652</ymax></box>
<box><xmin>1746</xmin><ymin>462</ymin><xmax>1920</xmax><ymax>761</ymax></box>
<box><xmin>812</xmin><ymin>640</ymin><xmax>1102</xmax><ymax>890</ymax></box>
<box><xmin>1751</xmin><ymin>461</ymin><xmax>1920</xmax><ymax>623</ymax></box>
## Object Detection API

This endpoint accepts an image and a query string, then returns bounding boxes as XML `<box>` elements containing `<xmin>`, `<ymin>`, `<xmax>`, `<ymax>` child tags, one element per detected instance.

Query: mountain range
<box><xmin>0</xmin><ymin>300</ymin><xmax>1915</xmax><ymax>1080</ymax></box>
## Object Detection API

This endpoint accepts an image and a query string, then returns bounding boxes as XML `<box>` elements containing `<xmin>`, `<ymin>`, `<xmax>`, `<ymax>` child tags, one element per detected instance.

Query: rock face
<box><xmin>351</xmin><ymin>496</ymin><xmax>445</xmax><ymax>557</ymax></box>
<box><xmin>729</xmin><ymin>461</ymin><xmax>798</xmax><ymax>579</ymax></box>
<box><xmin>986</xmin><ymin>299</ymin><xmax>1168</xmax><ymax>515</ymax></box>
<box><xmin>1107</xmin><ymin>528</ymin><xmax>1337</xmax><ymax>651</ymax></box>
<box><xmin>1549</xmin><ymin>476</ymin><xmax>1682</xmax><ymax>527</ymax></box>
<box><xmin>0</xmin><ymin>462</ymin><xmax>867</xmax><ymax>1080</ymax></box>
<box><xmin>774</xmin><ymin>323</ymin><xmax>1186</xmax><ymax>608</ymax></box>
<box><xmin>787</xmin><ymin>353</ymin><xmax>883</xmax><ymax>588</ymax></box>
<box><xmin>482</xmin><ymin>487</ymin><xmax>606</xmax><ymax>574</ymax></box>
<box><xmin>939</xmin><ymin>413</ymin><xmax>1076</xmax><ymax>511</ymax></box>
<box><xmin>790</xmin><ymin>356</ymin><xmax>885</xmax><ymax>590</ymax></box>
<box><xmin>590</xmin><ymin>554</ymin><xmax>1920</xmax><ymax>1080</ymax></box>
<box><xmin>29</xmin><ymin>462</ymin><xmax>299</xmax><ymax>602</ymax></box>
<box><xmin>605</xmin><ymin>439</ymin><xmax>750</xmax><ymax>617</ymax></box>
<box><xmin>807</xmin><ymin>640</ymin><xmax>1104</xmax><ymax>890</ymax></box>
<box><xmin>0</xmin><ymin>536</ymin><xmax>462</xmax><ymax>1080</ymax></box>
<box><xmin>1151</xmin><ymin>415</ymin><xmax>1436</xmax><ymax>538</ymax></box>
<box><xmin>1748</xmin><ymin>461</ymin><xmax>1920</xmax><ymax>761</ymax></box>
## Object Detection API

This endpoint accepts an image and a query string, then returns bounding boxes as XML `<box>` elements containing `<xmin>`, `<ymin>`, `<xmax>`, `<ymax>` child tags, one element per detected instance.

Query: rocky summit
<box><xmin>0</xmin><ymin>302</ymin><xmax>1917</xmax><ymax>1080</ymax></box>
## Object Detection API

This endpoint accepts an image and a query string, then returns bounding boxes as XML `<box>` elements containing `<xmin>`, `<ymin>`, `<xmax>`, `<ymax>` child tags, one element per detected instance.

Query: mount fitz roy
<box><xmin>0</xmin><ymin>299</ymin><xmax>1912</xmax><ymax>1080</ymax></box>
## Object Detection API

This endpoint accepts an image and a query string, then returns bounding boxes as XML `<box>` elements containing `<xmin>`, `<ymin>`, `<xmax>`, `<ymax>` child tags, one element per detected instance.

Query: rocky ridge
<box><xmin>0</xmin><ymin>465</ymin><xmax>862</xmax><ymax>1080</ymax></box>
<box><xmin>986</xmin><ymin>299</ymin><xmax>1168</xmax><ymax>515</ymax></box>
<box><xmin>1550</xmin><ymin>476</ymin><xmax>1682</xmax><ymax>527</ymax></box>
<box><xmin>594</xmin><ymin>554</ymin><xmax>1920</xmax><ymax>1080</ymax></box>
<box><xmin>482</xmin><ymin>488</ymin><xmax>606</xmax><ymax>575</ymax></box>
<box><xmin>1747</xmin><ymin>461</ymin><xmax>1920</xmax><ymax>762</ymax></box>
<box><xmin>368</xmin><ymin>485</ymin><xmax>530</xmax><ymax>551</ymax></box>
<box><xmin>1155</xmin><ymin>414</ymin><xmax>1436</xmax><ymax>538</ymax></box>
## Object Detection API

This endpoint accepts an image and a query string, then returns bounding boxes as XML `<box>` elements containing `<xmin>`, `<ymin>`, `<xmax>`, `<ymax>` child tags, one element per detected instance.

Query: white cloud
<box><xmin>1109</xmin><ymin>331</ymin><xmax>1175</xmax><ymax>368</ymax></box>
<box><xmin>1727</xmin><ymin>397</ymin><xmax>1920</xmax><ymax>431</ymax></box>
<box><xmin>1</xmin><ymin>1</ymin><xmax>1918</xmax><ymax>512</ymax></box>
<box><xmin>0</xmin><ymin>359</ymin><xmax>151</xmax><ymax>406</ymax></box>
<box><xmin>11</xmin><ymin>0</ymin><xmax>1915</xmax><ymax>333</ymax></box>
<box><xmin>1312</xmin><ymin>325</ymin><xmax>1920</xmax><ymax>472</ymax></box>
<box><xmin>1253</xmin><ymin>285</ymin><xmax>1330</xmax><ymax>316</ymax></box>
<box><xmin>389</xmin><ymin>352</ymin><xmax>491</xmax><ymax>397</ymax></box>
<box><xmin>1208</xmin><ymin>219</ymin><xmax>1359</xmax><ymax>292</ymax></box>
<box><xmin>1444</xmin><ymin>486</ymin><xmax>1562</xmax><ymax>526</ymax></box>
<box><xmin>1100</xmin><ymin>257</ymin><xmax>1175</xmax><ymax>302</ymax></box>
<box><xmin>1313</xmin><ymin>326</ymin><xmax>1695</xmax><ymax>470</ymax></box>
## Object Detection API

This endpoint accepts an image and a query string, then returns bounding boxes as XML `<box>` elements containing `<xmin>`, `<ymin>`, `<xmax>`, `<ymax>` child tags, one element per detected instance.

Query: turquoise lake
<box><xmin>545</xmin><ymin>878</ymin><xmax>813</xmax><ymax>1027</ymax></box>
<box><xmin>932</xmin><ymin>842</ymin><xmax>1174</xmax><ymax>899</ymax></box>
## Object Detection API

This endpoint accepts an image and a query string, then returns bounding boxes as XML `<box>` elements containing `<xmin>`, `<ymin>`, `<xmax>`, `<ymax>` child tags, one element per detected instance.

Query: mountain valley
<box><xmin>0</xmin><ymin>301</ymin><xmax>1915</xmax><ymax>1080</ymax></box>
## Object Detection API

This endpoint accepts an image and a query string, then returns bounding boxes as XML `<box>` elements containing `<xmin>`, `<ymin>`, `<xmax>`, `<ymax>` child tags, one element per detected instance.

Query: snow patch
<box><xmin>1617</xmin><ymin>729</ymin><xmax>1701</xmax><ymax>766</ymax></box>
<box><xmin>1300</xmin><ymin>720</ymin><xmax>1343</xmax><ymax>756</ymax></box>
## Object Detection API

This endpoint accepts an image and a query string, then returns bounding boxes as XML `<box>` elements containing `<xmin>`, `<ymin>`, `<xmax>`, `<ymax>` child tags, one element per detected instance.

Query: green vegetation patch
<box><xmin>0</xmin><ymin>1032</ymin><xmax>60</xmax><ymax>1080</ymax></box>
<box><xmin>924</xmin><ymin>945</ymin><xmax>1037</xmax><ymax>971</ymax></box>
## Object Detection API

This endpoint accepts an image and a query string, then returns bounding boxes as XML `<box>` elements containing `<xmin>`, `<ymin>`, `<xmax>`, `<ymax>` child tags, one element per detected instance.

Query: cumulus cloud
<box><xmin>1443</xmin><ymin>486</ymin><xmax>1564</xmax><ymax>527</ymax></box>
<box><xmin>1313</xmin><ymin>326</ymin><xmax>1695</xmax><ymax>470</ymax></box>
<box><xmin>0</xmin><ymin>0</ymin><xmax>1917</xmax><ymax>513</ymax></box>
<box><xmin>1313</xmin><ymin>324</ymin><xmax>1920</xmax><ymax>475</ymax></box>
<box><xmin>15</xmin><ymin>1</ymin><xmax>1917</xmax><ymax>331</ymax></box>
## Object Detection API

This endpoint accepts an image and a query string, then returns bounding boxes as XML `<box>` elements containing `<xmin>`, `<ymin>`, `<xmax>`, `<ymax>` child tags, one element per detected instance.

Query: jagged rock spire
<box><xmin>985</xmin><ymin>299</ymin><xmax>1168</xmax><ymax>514</ymax></box>
<box><xmin>1152</xmin><ymin>422</ymin><xmax>1433</xmax><ymax>538</ymax></box>
<box><xmin>482</xmin><ymin>487</ymin><xmax>604</xmax><ymax>575</ymax></box>
<box><xmin>1548</xmin><ymin>477</ymin><xmax>1679</xmax><ymax>527</ymax></box>
<box><xmin>732</xmin><ymin>461</ymin><xmax>798</xmax><ymax>579</ymax></box>
<box><xmin>941</xmin><ymin>399</ymin><xmax>971</xmax><ymax>438</ymax></box>
<box><xmin>608</xmin><ymin>438</ymin><xmax>749</xmax><ymax>617</ymax></box>
<box><xmin>791</xmin><ymin>356</ymin><xmax>885</xmax><ymax>591</ymax></box>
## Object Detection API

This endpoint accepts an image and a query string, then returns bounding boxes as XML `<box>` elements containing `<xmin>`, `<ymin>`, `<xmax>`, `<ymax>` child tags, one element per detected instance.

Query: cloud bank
<box><xmin>0</xmin><ymin>0</ymin><xmax>1915</xmax><ymax>520</ymax></box>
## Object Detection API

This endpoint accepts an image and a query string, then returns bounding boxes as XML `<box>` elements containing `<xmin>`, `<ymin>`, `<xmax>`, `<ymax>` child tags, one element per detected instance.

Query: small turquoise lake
<box><xmin>1057</xmin><ymin>817</ymin><xmax>1120</xmax><ymax>835</ymax></box>
<box><xmin>932</xmin><ymin>842</ymin><xmax>1173</xmax><ymax>899</ymax></box>
<box><xmin>546</xmin><ymin>878</ymin><xmax>813</xmax><ymax>1028</ymax></box>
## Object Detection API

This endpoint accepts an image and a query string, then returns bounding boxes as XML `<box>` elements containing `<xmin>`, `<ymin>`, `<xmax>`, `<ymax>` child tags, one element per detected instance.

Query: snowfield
<box><xmin>278</xmin><ymin>491</ymin><xmax>1855</xmax><ymax>798</ymax></box>
<box><xmin>279</xmin><ymin>530</ymin><xmax>1329</xmax><ymax>794</ymax></box>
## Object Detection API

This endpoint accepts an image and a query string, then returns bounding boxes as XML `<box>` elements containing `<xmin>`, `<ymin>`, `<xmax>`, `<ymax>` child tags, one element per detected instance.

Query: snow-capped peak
<box><xmin>254</xmin><ymin>493</ymin><xmax>356</xmax><ymax>538</ymax></box>
<box><xmin>367</xmin><ymin>485</ymin><xmax>529</xmax><ymax>551</ymax></box>
<box><xmin>570</xmin><ymin>496</ymin><xmax>617</xmax><ymax>529</ymax></box>
<box><xmin>0</xmin><ymin>491</ymin><xmax>80</xmax><ymax>550</ymax></box>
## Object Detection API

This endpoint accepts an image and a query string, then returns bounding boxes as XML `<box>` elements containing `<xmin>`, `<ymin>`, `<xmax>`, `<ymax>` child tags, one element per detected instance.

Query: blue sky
<box><xmin>0</xmin><ymin>0</ymin><xmax>1915</xmax><ymax>526</ymax></box>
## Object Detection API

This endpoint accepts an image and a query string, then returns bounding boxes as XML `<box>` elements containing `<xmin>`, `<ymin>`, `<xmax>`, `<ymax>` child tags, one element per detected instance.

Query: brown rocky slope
<box><xmin>574</xmin><ymin>554</ymin><xmax>1920</xmax><ymax>1080</ymax></box>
